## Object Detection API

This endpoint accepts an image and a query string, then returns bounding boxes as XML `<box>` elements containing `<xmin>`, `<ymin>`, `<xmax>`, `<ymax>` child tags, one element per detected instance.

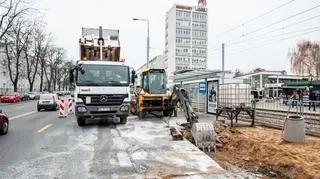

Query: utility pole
<box><xmin>222</xmin><ymin>43</ymin><xmax>225</xmax><ymax>84</ymax></box>
<box><xmin>133</xmin><ymin>18</ymin><xmax>150</xmax><ymax>68</ymax></box>
<box><xmin>147</xmin><ymin>21</ymin><xmax>150</xmax><ymax>68</ymax></box>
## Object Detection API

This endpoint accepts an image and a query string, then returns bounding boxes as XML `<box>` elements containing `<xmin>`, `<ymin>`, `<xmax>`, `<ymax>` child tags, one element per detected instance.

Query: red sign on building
<box><xmin>176</xmin><ymin>4</ymin><xmax>192</xmax><ymax>10</ymax></box>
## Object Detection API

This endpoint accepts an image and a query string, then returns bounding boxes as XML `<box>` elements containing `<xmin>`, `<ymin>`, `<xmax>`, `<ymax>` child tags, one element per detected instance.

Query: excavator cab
<box><xmin>132</xmin><ymin>69</ymin><xmax>172</xmax><ymax>119</ymax></box>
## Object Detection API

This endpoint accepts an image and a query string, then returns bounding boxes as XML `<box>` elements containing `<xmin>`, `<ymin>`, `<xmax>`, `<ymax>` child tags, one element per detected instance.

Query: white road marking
<box><xmin>9</xmin><ymin>111</ymin><xmax>37</xmax><ymax>121</ymax></box>
<box><xmin>117</xmin><ymin>152</ymin><xmax>132</xmax><ymax>167</ymax></box>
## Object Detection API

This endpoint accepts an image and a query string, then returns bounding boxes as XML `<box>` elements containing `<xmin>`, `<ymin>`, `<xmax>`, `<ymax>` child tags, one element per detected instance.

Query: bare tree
<box><xmin>43</xmin><ymin>46</ymin><xmax>64</xmax><ymax>92</ymax></box>
<box><xmin>59</xmin><ymin>60</ymin><xmax>72</xmax><ymax>91</ymax></box>
<box><xmin>4</xmin><ymin>17</ymin><xmax>32</xmax><ymax>92</ymax></box>
<box><xmin>25</xmin><ymin>22</ymin><xmax>49</xmax><ymax>91</ymax></box>
<box><xmin>0</xmin><ymin>0</ymin><xmax>30</xmax><ymax>42</ymax></box>
<box><xmin>290</xmin><ymin>40</ymin><xmax>320</xmax><ymax>79</ymax></box>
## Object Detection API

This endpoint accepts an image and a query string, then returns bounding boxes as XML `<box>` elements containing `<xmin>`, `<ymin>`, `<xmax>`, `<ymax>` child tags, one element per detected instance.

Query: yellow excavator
<box><xmin>131</xmin><ymin>68</ymin><xmax>216</xmax><ymax>152</ymax></box>
<box><xmin>131</xmin><ymin>68</ymin><xmax>173</xmax><ymax>119</ymax></box>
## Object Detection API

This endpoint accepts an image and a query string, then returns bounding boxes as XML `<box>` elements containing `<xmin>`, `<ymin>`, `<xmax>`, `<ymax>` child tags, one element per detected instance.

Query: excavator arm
<box><xmin>167</xmin><ymin>85</ymin><xmax>216</xmax><ymax>152</ymax></box>
<box><xmin>168</xmin><ymin>85</ymin><xmax>199</xmax><ymax>124</ymax></box>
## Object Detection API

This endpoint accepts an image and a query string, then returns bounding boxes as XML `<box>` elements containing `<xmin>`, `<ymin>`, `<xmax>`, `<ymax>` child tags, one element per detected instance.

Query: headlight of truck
<box><xmin>123</xmin><ymin>97</ymin><xmax>130</xmax><ymax>102</ymax></box>
<box><xmin>120</xmin><ymin>105</ymin><xmax>129</xmax><ymax>112</ymax></box>
<box><xmin>77</xmin><ymin>106</ymin><xmax>87</xmax><ymax>113</ymax></box>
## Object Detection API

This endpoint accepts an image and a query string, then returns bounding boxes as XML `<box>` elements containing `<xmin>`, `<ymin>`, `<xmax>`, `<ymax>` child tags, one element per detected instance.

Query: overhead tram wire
<box><xmin>213</xmin><ymin>0</ymin><xmax>296</xmax><ymax>38</ymax></box>
<box><xmin>228</xmin><ymin>24</ymin><xmax>320</xmax><ymax>46</ymax></box>
<box><xmin>210</xmin><ymin>14</ymin><xmax>320</xmax><ymax>54</ymax></box>
<box><xmin>225</xmin><ymin>3</ymin><xmax>320</xmax><ymax>44</ymax></box>
<box><xmin>228</xmin><ymin>28</ymin><xmax>320</xmax><ymax>55</ymax></box>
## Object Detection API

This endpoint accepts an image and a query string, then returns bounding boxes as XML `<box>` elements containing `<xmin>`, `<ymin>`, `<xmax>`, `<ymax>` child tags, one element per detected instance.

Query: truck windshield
<box><xmin>77</xmin><ymin>64</ymin><xmax>129</xmax><ymax>86</ymax></box>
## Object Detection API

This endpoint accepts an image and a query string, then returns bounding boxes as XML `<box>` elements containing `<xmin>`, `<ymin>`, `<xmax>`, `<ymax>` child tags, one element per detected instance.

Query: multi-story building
<box><xmin>165</xmin><ymin>4</ymin><xmax>208</xmax><ymax>84</ymax></box>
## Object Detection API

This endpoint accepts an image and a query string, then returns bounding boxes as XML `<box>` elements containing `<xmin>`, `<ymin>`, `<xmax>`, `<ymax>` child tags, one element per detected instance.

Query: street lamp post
<box><xmin>133</xmin><ymin>18</ymin><xmax>150</xmax><ymax>69</ymax></box>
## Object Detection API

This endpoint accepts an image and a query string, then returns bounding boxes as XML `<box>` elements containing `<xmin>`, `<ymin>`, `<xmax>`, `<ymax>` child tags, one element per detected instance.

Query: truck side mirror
<box><xmin>69</xmin><ymin>69</ymin><xmax>74</xmax><ymax>83</ymax></box>
<box><xmin>131</xmin><ymin>70</ymin><xmax>136</xmax><ymax>84</ymax></box>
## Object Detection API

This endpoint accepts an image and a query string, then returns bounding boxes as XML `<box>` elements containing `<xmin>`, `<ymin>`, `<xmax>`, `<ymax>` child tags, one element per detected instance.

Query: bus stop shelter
<box><xmin>173</xmin><ymin>70</ymin><xmax>223</xmax><ymax>113</ymax></box>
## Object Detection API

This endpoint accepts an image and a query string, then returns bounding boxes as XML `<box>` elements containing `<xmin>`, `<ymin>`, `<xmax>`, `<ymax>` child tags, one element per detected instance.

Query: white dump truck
<box><xmin>70</xmin><ymin>26</ymin><xmax>136</xmax><ymax>126</ymax></box>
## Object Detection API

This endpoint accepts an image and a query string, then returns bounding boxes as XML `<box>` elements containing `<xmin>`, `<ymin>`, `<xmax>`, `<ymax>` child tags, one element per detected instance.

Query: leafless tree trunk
<box><xmin>25</xmin><ymin>23</ymin><xmax>49</xmax><ymax>92</ymax></box>
<box><xmin>4</xmin><ymin>18</ymin><xmax>32</xmax><ymax>92</ymax></box>
<box><xmin>44</xmin><ymin>47</ymin><xmax>64</xmax><ymax>92</ymax></box>
<box><xmin>0</xmin><ymin>0</ymin><xmax>30</xmax><ymax>42</ymax></box>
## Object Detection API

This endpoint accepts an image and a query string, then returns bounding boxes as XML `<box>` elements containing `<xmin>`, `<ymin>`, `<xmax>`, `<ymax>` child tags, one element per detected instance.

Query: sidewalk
<box><xmin>116</xmin><ymin>116</ymin><xmax>233</xmax><ymax>178</ymax></box>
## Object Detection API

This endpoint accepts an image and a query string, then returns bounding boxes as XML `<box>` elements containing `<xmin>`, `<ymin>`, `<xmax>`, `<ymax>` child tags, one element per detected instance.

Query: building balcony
<box><xmin>176</xmin><ymin>52</ymin><xmax>191</xmax><ymax>57</ymax></box>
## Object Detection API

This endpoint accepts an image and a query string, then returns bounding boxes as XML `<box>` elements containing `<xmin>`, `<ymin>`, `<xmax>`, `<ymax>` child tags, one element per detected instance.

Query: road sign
<box><xmin>199</xmin><ymin>82</ymin><xmax>206</xmax><ymax>94</ymax></box>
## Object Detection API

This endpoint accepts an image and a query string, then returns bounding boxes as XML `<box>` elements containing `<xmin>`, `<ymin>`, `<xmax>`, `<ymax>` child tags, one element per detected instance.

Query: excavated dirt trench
<box><xmin>179</xmin><ymin>120</ymin><xmax>320</xmax><ymax>179</ymax></box>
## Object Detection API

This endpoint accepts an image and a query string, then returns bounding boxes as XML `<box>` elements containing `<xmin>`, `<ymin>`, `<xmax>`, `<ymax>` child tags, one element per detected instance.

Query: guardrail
<box><xmin>255</xmin><ymin>99</ymin><xmax>320</xmax><ymax>115</ymax></box>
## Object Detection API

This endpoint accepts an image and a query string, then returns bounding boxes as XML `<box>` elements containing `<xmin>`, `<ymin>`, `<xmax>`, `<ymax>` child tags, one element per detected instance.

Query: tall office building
<box><xmin>165</xmin><ymin>3</ymin><xmax>208</xmax><ymax>83</ymax></box>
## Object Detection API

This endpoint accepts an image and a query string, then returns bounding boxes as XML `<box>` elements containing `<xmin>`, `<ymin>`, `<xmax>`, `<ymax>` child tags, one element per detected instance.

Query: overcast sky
<box><xmin>35</xmin><ymin>0</ymin><xmax>320</xmax><ymax>73</ymax></box>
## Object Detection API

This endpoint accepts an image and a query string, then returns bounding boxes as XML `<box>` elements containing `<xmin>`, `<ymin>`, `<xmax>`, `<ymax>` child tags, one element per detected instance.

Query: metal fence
<box><xmin>228</xmin><ymin>99</ymin><xmax>320</xmax><ymax>136</ymax></box>
<box><xmin>255</xmin><ymin>99</ymin><xmax>320</xmax><ymax>115</ymax></box>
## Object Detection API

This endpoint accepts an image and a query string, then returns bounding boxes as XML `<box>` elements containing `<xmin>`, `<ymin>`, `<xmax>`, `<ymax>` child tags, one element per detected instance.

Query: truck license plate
<box><xmin>98</xmin><ymin>107</ymin><xmax>110</xmax><ymax>111</ymax></box>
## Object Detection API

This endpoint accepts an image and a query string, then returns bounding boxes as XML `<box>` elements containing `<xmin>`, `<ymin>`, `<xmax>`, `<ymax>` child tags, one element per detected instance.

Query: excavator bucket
<box><xmin>191</xmin><ymin>123</ymin><xmax>216</xmax><ymax>152</ymax></box>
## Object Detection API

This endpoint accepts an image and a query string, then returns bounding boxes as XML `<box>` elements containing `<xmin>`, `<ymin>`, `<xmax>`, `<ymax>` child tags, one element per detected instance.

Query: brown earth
<box><xmin>213</xmin><ymin>123</ymin><xmax>320</xmax><ymax>179</ymax></box>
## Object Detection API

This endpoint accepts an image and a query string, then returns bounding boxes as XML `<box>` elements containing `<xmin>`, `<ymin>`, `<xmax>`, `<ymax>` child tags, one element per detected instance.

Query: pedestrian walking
<box><xmin>309</xmin><ymin>91</ymin><xmax>316</xmax><ymax>111</ymax></box>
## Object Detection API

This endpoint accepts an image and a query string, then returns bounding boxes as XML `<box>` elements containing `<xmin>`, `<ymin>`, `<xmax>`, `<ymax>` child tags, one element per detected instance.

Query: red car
<box><xmin>0</xmin><ymin>93</ymin><xmax>21</xmax><ymax>103</ymax></box>
<box><xmin>0</xmin><ymin>109</ymin><xmax>8</xmax><ymax>135</ymax></box>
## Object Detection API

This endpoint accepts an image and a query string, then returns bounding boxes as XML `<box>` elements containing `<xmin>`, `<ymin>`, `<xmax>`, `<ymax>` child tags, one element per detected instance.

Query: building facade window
<box><xmin>176</xmin><ymin>20</ymin><xmax>191</xmax><ymax>27</ymax></box>
<box><xmin>192</xmin><ymin>30</ymin><xmax>206</xmax><ymax>37</ymax></box>
<box><xmin>192</xmin><ymin>12</ymin><xmax>207</xmax><ymax>21</ymax></box>
<box><xmin>192</xmin><ymin>39</ymin><xmax>206</xmax><ymax>46</ymax></box>
<box><xmin>176</xmin><ymin>28</ymin><xmax>191</xmax><ymax>35</ymax></box>
<box><xmin>176</xmin><ymin>10</ymin><xmax>191</xmax><ymax>18</ymax></box>
<box><xmin>176</xmin><ymin>38</ymin><xmax>191</xmax><ymax>46</ymax></box>
<box><xmin>192</xmin><ymin>22</ymin><xmax>206</xmax><ymax>29</ymax></box>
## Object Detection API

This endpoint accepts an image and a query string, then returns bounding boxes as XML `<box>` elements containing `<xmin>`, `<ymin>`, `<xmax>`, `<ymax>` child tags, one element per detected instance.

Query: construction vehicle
<box><xmin>70</xmin><ymin>26</ymin><xmax>136</xmax><ymax>126</ymax></box>
<box><xmin>131</xmin><ymin>68</ymin><xmax>173</xmax><ymax>119</ymax></box>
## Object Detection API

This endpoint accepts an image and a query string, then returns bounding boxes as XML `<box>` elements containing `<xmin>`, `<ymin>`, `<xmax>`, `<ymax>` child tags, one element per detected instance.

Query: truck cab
<box><xmin>70</xmin><ymin>26</ymin><xmax>135</xmax><ymax>126</ymax></box>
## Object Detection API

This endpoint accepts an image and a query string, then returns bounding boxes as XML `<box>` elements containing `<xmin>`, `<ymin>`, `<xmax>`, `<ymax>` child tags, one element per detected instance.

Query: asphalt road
<box><xmin>0</xmin><ymin>100</ymin><xmax>232</xmax><ymax>179</ymax></box>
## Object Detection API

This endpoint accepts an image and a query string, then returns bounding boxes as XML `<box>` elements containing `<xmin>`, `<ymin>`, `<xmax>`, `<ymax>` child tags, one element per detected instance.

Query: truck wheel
<box><xmin>164</xmin><ymin>109</ymin><xmax>173</xmax><ymax>117</ymax></box>
<box><xmin>120</xmin><ymin>117</ymin><xmax>127</xmax><ymax>124</ymax></box>
<box><xmin>77</xmin><ymin>117</ymin><xmax>86</xmax><ymax>126</ymax></box>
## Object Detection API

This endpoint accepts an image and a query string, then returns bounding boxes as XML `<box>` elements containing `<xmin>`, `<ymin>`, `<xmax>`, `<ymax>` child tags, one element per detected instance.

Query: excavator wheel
<box><xmin>138</xmin><ymin>111</ymin><xmax>146</xmax><ymax>120</ymax></box>
<box><xmin>163</xmin><ymin>108</ymin><xmax>174</xmax><ymax>117</ymax></box>
<box><xmin>191</xmin><ymin>123</ymin><xmax>216</xmax><ymax>153</ymax></box>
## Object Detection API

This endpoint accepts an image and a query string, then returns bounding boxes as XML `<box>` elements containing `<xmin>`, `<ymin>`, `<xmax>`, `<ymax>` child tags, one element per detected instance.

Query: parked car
<box><xmin>28</xmin><ymin>92</ymin><xmax>36</xmax><ymax>100</ymax></box>
<box><xmin>0</xmin><ymin>109</ymin><xmax>9</xmax><ymax>135</ymax></box>
<box><xmin>20</xmin><ymin>93</ymin><xmax>30</xmax><ymax>101</ymax></box>
<box><xmin>0</xmin><ymin>93</ymin><xmax>21</xmax><ymax>103</ymax></box>
<box><xmin>37</xmin><ymin>93</ymin><xmax>60</xmax><ymax>111</ymax></box>
<box><xmin>57</xmin><ymin>91</ymin><xmax>64</xmax><ymax>96</ymax></box>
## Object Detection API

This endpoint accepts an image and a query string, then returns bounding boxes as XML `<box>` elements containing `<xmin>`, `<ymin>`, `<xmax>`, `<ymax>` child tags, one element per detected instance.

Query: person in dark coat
<box><xmin>309</xmin><ymin>91</ymin><xmax>316</xmax><ymax>111</ymax></box>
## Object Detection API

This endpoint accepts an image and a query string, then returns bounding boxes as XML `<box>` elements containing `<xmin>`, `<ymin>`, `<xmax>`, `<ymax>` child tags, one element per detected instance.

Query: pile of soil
<box><xmin>213</xmin><ymin>122</ymin><xmax>320</xmax><ymax>179</ymax></box>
